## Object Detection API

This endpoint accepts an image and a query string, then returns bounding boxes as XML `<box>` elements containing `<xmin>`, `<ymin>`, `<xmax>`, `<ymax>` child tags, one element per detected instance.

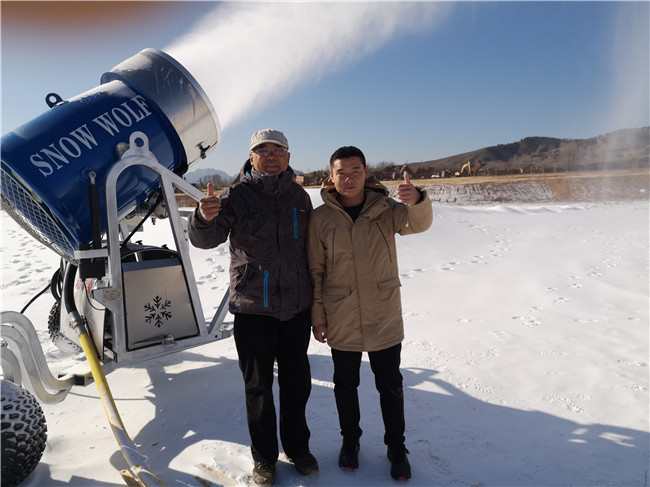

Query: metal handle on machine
<box><xmin>45</xmin><ymin>92</ymin><xmax>65</xmax><ymax>108</ymax></box>
<box><xmin>89</xmin><ymin>172</ymin><xmax>102</xmax><ymax>250</ymax></box>
<box><xmin>79</xmin><ymin>172</ymin><xmax>106</xmax><ymax>280</ymax></box>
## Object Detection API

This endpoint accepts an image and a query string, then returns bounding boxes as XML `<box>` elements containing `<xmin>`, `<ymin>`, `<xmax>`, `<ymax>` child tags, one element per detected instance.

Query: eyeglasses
<box><xmin>252</xmin><ymin>147</ymin><xmax>288</xmax><ymax>157</ymax></box>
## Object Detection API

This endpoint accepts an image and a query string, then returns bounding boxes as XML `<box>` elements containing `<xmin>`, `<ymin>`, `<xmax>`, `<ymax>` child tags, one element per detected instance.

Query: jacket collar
<box><xmin>237</xmin><ymin>159</ymin><xmax>297</xmax><ymax>194</ymax></box>
<box><xmin>320</xmin><ymin>175</ymin><xmax>389</xmax><ymax>219</ymax></box>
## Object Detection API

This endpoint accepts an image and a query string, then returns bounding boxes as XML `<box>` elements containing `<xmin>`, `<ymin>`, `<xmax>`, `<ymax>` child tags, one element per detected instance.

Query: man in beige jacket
<box><xmin>307</xmin><ymin>146</ymin><xmax>433</xmax><ymax>481</ymax></box>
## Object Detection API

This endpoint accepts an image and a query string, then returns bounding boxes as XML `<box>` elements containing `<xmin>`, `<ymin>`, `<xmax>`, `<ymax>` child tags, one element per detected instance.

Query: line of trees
<box><xmin>194</xmin><ymin>174</ymin><xmax>233</xmax><ymax>190</ymax></box>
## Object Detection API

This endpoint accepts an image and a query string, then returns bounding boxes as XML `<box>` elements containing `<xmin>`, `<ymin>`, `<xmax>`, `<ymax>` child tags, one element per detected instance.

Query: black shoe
<box><xmin>338</xmin><ymin>439</ymin><xmax>360</xmax><ymax>471</ymax></box>
<box><xmin>387</xmin><ymin>445</ymin><xmax>411</xmax><ymax>481</ymax></box>
<box><xmin>290</xmin><ymin>451</ymin><xmax>319</xmax><ymax>476</ymax></box>
<box><xmin>252</xmin><ymin>461</ymin><xmax>276</xmax><ymax>486</ymax></box>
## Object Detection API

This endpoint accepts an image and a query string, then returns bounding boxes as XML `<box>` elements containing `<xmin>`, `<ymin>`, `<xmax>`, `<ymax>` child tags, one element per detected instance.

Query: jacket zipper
<box><xmin>263</xmin><ymin>270</ymin><xmax>270</xmax><ymax>308</ymax></box>
<box><xmin>292</xmin><ymin>207</ymin><xmax>298</xmax><ymax>239</ymax></box>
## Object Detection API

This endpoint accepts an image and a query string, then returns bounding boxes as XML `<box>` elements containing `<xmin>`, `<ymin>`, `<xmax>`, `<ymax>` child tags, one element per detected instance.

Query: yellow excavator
<box><xmin>456</xmin><ymin>160</ymin><xmax>471</xmax><ymax>177</ymax></box>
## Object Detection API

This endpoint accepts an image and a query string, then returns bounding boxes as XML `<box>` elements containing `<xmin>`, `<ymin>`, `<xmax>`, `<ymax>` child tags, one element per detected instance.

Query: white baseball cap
<box><xmin>249</xmin><ymin>129</ymin><xmax>289</xmax><ymax>150</ymax></box>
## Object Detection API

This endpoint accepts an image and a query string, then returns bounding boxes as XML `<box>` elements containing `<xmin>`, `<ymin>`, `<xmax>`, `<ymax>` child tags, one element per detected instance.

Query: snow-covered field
<box><xmin>1</xmin><ymin>189</ymin><xmax>648</xmax><ymax>487</ymax></box>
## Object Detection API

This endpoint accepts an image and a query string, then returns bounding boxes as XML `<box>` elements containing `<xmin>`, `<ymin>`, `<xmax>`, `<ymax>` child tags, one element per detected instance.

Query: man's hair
<box><xmin>329</xmin><ymin>146</ymin><xmax>366</xmax><ymax>167</ymax></box>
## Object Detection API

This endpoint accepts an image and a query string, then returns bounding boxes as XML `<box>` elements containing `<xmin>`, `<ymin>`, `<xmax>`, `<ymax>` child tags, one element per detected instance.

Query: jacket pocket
<box><xmin>377</xmin><ymin>277</ymin><xmax>401</xmax><ymax>291</ymax></box>
<box><xmin>323</xmin><ymin>285</ymin><xmax>352</xmax><ymax>296</ymax></box>
<box><xmin>233</xmin><ymin>265</ymin><xmax>269</xmax><ymax>309</ymax></box>
<box><xmin>374</xmin><ymin>277</ymin><xmax>402</xmax><ymax>321</ymax></box>
<box><xmin>234</xmin><ymin>264</ymin><xmax>251</xmax><ymax>293</ymax></box>
<box><xmin>326</xmin><ymin>229</ymin><xmax>336</xmax><ymax>273</ymax></box>
<box><xmin>322</xmin><ymin>286</ymin><xmax>352</xmax><ymax>320</ymax></box>
<box><xmin>374</xmin><ymin>221</ymin><xmax>395</xmax><ymax>263</ymax></box>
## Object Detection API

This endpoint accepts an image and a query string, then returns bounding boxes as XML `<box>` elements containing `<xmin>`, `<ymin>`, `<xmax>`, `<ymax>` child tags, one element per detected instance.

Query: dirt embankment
<box><xmin>384</xmin><ymin>169</ymin><xmax>650</xmax><ymax>205</ymax></box>
<box><xmin>178</xmin><ymin>169</ymin><xmax>649</xmax><ymax>207</ymax></box>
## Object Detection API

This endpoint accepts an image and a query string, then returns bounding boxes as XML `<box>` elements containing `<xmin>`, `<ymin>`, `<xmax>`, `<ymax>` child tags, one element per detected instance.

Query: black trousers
<box><xmin>331</xmin><ymin>343</ymin><xmax>405</xmax><ymax>447</ymax></box>
<box><xmin>233</xmin><ymin>311</ymin><xmax>312</xmax><ymax>464</ymax></box>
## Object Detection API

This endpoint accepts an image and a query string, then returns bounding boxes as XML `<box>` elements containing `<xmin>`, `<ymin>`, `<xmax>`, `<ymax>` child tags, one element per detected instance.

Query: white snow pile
<box><xmin>1</xmin><ymin>188</ymin><xmax>648</xmax><ymax>487</ymax></box>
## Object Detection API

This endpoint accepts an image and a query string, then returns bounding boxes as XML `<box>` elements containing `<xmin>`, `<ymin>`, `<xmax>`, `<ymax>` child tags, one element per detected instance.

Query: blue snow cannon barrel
<box><xmin>0</xmin><ymin>48</ymin><xmax>220</xmax><ymax>261</ymax></box>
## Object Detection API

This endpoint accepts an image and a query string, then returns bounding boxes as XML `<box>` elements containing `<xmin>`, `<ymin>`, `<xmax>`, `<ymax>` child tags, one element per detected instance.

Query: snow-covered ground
<box><xmin>1</xmin><ymin>189</ymin><xmax>648</xmax><ymax>487</ymax></box>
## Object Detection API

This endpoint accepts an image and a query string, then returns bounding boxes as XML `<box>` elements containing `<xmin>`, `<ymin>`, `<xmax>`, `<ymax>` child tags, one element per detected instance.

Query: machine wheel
<box><xmin>1</xmin><ymin>380</ymin><xmax>48</xmax><ymax>487</ymax></box>
<box><xmin>47</xmin><ymin>301</ymin><xmax>83</xmax><ymax>354</ymax></box>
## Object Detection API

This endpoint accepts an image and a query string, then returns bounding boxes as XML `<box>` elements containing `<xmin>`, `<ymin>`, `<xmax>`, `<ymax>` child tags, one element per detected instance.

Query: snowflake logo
<box><xmin>144</xmin><ymin>296</ymin><xmax>172</xmax><ymax>328</ymax></box>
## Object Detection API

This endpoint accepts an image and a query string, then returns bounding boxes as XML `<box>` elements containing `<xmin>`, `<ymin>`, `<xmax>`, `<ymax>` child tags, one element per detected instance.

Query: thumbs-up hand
<box><xmin>397</xmin><ymin>171</ymin><xmax>419</xmax><ymax>205</ymax></box>
<box><xmin>198</xmin><ymin>182</ymin><xmax>222</xmax><ymax>221</ymax></box>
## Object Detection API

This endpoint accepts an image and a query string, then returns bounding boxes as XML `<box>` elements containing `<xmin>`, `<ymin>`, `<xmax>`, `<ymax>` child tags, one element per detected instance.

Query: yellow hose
<box><xmin>77</xmin><ymin>330</ymin><xmax>165</xmax><ymax>487</ymax></box>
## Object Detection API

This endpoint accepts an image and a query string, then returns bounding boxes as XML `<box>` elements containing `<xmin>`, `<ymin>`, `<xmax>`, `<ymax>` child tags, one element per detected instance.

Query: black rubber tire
<box><xmin>1</xmin><ymin>380</ymin><xmax>48</xmax><ymax>487</ymax></box>
<box><xmin>47</xmin><ymin>301</ymin><xmax>82</xmax><ymax>354</ymax></box>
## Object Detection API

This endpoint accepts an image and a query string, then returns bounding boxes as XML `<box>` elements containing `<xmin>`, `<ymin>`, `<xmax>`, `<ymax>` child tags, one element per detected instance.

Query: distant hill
<box><xmin>401</xmin><ymin>127</ymin><xmax>649</xmax><ymax>177</ymax></box>
<box><xmin>184</xmin><ymin>167</ymin><xmax>306</xmax><ymax>184</ymax></box>
<box><xmin>185</xmin><ymin>166</ymin><xmax>308</xmax><ymax>188</ymax></box>
<box><xmin>184</xmin><ymin>168</ymin><xmax>234</xmax><ymax>185</ymax></box>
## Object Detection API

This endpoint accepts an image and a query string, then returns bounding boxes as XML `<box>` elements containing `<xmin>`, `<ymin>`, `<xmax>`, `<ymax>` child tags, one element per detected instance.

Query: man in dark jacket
<box><xmin>188</xmin><ymin>129</ymin><xmax>318</xmax><ymax>486</ymax></box>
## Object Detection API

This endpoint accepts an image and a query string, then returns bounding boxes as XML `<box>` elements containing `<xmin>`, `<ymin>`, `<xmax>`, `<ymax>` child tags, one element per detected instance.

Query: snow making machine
<box><xmin>0</xmin><ymin>49</ymin><xmax>231</xmax><ymax>486</ymax></box>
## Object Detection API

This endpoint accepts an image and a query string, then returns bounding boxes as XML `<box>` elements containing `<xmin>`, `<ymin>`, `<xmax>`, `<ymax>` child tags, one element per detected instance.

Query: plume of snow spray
<box><xmin>165</xmin><ymin>2</ymin><xmax>444</xmax><ymax>131</ymax></box>
<box><xmin>609</xmin><ymin>4</ymin><xmax>649</xmax><ymax>133</ymax></box>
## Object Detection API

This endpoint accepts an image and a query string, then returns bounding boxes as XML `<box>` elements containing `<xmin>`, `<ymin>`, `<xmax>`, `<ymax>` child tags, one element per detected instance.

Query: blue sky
<box><xmin>2</xmin><ymin>1</ymin><xmax>648</xmax><ymax>178</ymax></box>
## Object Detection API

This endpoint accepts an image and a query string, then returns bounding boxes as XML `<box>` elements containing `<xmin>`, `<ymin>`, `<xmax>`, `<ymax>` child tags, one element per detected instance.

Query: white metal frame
<box><xmin>74</xmin><ymin>131</ymin><xmax>230</xmax><ymax>365</ymax></box>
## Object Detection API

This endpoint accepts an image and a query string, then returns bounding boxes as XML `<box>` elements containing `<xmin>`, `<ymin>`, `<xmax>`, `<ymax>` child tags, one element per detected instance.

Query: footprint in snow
<box><xmin>489</xmin><ymin>330</ymin><xmax>508</xmax><ymax>339</ymax></box>
<box><xmin>574</xmin><ymin>318</ymin><xmax>601</xmax><ymax>324</ymax></box>
<box><xmin>400</xmin><ymin>268</ymin><xmax>427</xmax><ymax>278</ymax></box>
<box><xmin>513</xmin><ymin>316</ymin><xmax>542</xmax><ymax>327</ymax></box>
